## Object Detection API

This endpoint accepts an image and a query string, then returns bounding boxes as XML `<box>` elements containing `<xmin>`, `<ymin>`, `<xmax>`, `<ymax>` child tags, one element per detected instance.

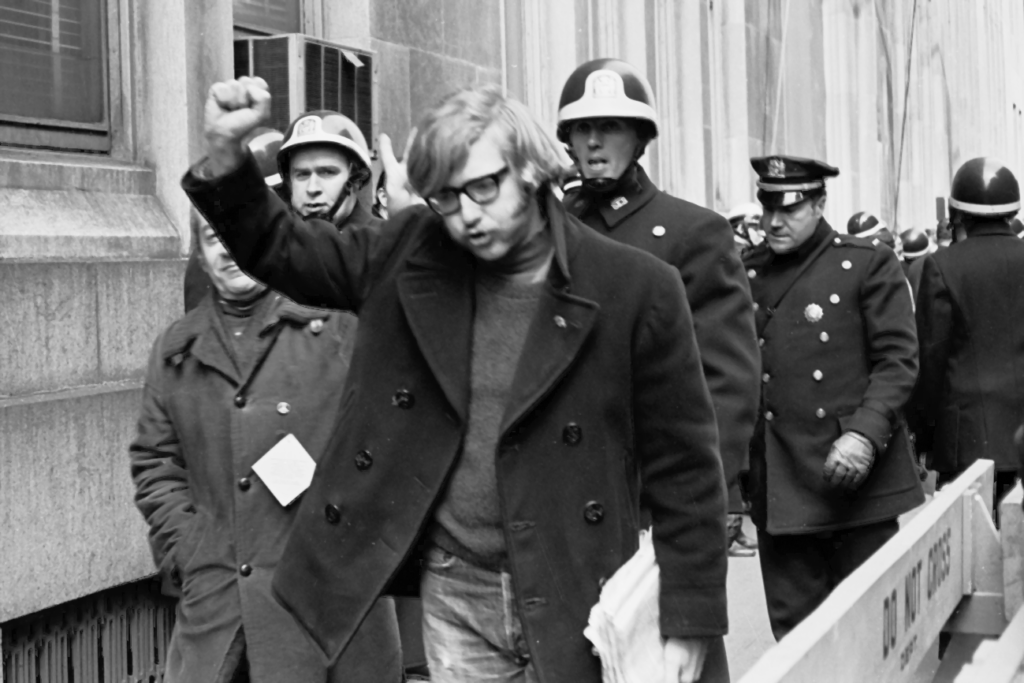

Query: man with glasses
<box><xmin>184</xmin><ymin>77</ymin><xmax>729</xmax><ymax>683</ymax></box>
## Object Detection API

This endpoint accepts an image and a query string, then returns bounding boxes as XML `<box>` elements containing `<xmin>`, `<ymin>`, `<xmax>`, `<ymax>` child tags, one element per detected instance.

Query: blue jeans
<box><xmin>420</xmin><ymin>544</ymin><xmax>540</xmax><ymax>683</ymax></box>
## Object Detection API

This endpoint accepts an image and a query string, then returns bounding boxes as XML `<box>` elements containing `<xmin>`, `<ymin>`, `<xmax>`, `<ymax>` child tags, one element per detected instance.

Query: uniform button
<box><xmin>563</xmin><ymin>423</ymin><xmax>583</xmax><ymax>446</ymax></box>
<box><xmin>833</xmin><ymin>237</ymin><xmax>842</xmax><ymax>245</ymax></box>
<box><xmin>554</xmin><ymin>315</ymin><xmax>567</xmax><ymax>329</ymax></box>
<box><xmin>747</xmin><ymin>269</ymin><xmax>757</xmax><ymax>279</ymax></box>
<box><xmin>820</xmin><ymin>331</ymin><xmax>830</xmax><ymax>343</ymax></box>
<box><xmin>813</xmin><ymin>370</ymin><xmax>823</xmax><ymax>381</ymax></box>
<box><xmin>355</xmin><ymin>449</ymin><xmax>373</xmax><ymax>470</ymax></box>
<box><xmin>765</xmin><ymin>411</ymin><xmax>775</xmax><ymax>421</ymax></box>
<box><xmin>309</xmin><ymin>319</ymin><xmax>324</xmax><ymax>335</ymax></box>
<box><xmin>239</xmin><ymin>564</ymin><xmax>252</xmax><ymax>577</ymax></box>
<box><xmin>325</xmin><ymin>504</ymin><xmax>341</xmax><ymax>525</ymax></box>
<box><xmin>762</xmin><ymin>373</ymin><xmax>770</xmax><ymax>383</ymax></box>
<box><xmin>829</xmin><ymin>294</ymin><xmax>840</xmax><ymax>304</ymax></box>
<box><xmin>758</xmin><ymin>337</ymin><xmax>766</xmax><ymax>347</ymax></box>
<box><xmin>583</xmin><ymin>501</ymin><xmax>605</xmax><ymax>524</ymax></box>
<box><xmin>238</xmin><ymin>477</ymin><xmax>251</xmax><ymax>491</ymax></box>
<box><xmin>752</xmin><ymin>302</ymin><xmax>760</xmax><ymax>311</ymax></box>
<box><xmin>842</xmin><ymin>260</ymin><xmax>852</xmax><ymax>270</ymax></box>
<box><xmin>234</xmin><ymin>394</ymin><xmax>247</xmax><ymax>408</ymax></box>
<box><xmin>392</xmin><ymin>389</ymin><xmax>415</xmax><ymax>409</ymax></box>
<box><xmin>815</xmin><ymin>408</ymin><xmax>826</xmax><ymax>418</ymax></box>
<box><xmin>652</xmin><ymin>225</ymin><xmax>666</xmax><ymax>237</ymax></box>
<box><xmin>277</xmin><ymin>401</ymin><xmax>290</xmax><ymax>415</ymax></box>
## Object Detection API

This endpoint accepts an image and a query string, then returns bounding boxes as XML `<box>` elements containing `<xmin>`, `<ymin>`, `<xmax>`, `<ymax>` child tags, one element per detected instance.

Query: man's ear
<box><xmin>814</xmin><ymin>194</ymin><xmax>828</xmax><ymax>217</ymax></box>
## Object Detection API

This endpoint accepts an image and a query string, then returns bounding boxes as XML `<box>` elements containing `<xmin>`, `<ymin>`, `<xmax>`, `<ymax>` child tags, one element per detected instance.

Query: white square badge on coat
<box><xmin>252</xmin><ymin>434</ymin><xmax>316</xmax><ymax>507</ymax></box>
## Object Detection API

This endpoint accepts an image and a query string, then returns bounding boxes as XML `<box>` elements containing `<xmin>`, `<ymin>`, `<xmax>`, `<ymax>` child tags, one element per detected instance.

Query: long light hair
<box><xmin>407</xmin><ymin>85</ymin><xmax>570</xmax><ymax>198</ymax></box>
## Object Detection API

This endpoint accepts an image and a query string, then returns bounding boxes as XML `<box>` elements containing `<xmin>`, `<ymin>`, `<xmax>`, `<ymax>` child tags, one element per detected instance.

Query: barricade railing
<box><xmin>738</xmin><ymin>459</ymin><xmax>1024</xmax><ymax>683</ymax></box>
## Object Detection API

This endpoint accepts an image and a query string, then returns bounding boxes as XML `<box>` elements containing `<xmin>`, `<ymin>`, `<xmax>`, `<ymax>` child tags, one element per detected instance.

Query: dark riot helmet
<box><xmin>900</xmin><ymin>227</ymin><xmax>936</xmax><ymax>260</ymax></box>
<box><xmin>556</xmin><ymin>58</ymin><xmax>659</xmax><ymax>144</ymax></box>
<box><xmin>948</xmin><ymin>157</ymin><xmax>1021</xmax><ymax>218</ymax></box>
<box><xmin>277</xmin><ymin>111</ymin><xmax>372</xmax><ymax>190</ymax></box>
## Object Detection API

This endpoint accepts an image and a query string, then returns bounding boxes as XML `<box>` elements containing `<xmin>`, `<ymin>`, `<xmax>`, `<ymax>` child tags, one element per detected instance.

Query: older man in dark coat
<box><xmin>911</xmin><ymin>157</ymin><xmax>1024</xmax><ymax>504</ymax></box>
<box><xmin>131</xmin><ymin>221</ymin><xmax>401</xmax><ymax>682</ymax></box>
<box><xmin>183</xmin><ymin>78</ymin><xmax>729</xmax><ymax>683</ymax></box>
<box><xmin>743</xmin><ymin>156</ymin><xmax>925</xmax><ymax>640</ymax></box>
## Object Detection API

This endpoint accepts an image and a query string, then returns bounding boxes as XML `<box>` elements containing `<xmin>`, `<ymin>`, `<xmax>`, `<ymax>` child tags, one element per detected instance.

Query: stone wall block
<box><xmin>372</xmin><ymin>39</ymin><xmax>413</xmax><ymax>144</ymax></box>
<box><xmin>0</xmin><ymin>384</ymin><xmax>153</xmax><ymax>621</ymax></box>
<box><xmin>444</xmin><ymin>0</ymin><xmax>502</xmax><ymax>69</ymax></box>
<box><xmin>409</xmin><ymin>50</ymin><xmax>478</xmax><ymax>126</ymax></box>
<box><xmin>97</xmin><ymin>260</ymin><xmax>185</xmax><ymax>384</ymax></box>
<box><xmin>372</xmin><ymin>0</ymin><xmax>444</xmax><ymax>54</ymax></box>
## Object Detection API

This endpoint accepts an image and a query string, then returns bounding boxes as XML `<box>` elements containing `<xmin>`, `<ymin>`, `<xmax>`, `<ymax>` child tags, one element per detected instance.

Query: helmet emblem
<box><xmin>804</xmin><ymin>303</ymin><xmax>823</xmax><ymax>323</ymax></box>
<box><xmin>296</xmin><ymin>117</ymin><xmax>319</xmax><ymax>137</ymax></box>
<box><xmin>591</xmin><ymin>71</ymin><xmax>619</xmax><ymax>98</ymax></box>
<box><xmin>767</xmin><ymin>158</ymin><xmax>786</xmax><ymax>178</ymax></box>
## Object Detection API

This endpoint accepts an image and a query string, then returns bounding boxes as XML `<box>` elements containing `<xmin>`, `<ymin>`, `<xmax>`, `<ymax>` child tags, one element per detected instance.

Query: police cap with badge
<box><xmin>751</xmin><ymin>155</ymin><xmax>840</xmax><ymax>209</ymax></box>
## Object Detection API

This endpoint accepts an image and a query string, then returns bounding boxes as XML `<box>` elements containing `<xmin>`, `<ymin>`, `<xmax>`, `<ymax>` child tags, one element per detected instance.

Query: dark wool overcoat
<box><xmin>742</xmin><ymin>220</ymin><xmax>925</xmax><ymax>534</ymax></box>
<box><xmin>910</xmin><ymin>221</ymin><xmax>1024</xmax><ymax>473</ymax></box>
<box><xmin>565</xmin><ymin>166</ymin><xmax>761</xmax><ymax>511</ymax></box>
<box><xmin>182</xmin><ymin>156</ymin><xmax>729</xmax><ymax>683</ymax></box>
<box><xmin>130</xmin><ymin>293</ymin><xmax>402</xmax><ymax>683</ymax></box>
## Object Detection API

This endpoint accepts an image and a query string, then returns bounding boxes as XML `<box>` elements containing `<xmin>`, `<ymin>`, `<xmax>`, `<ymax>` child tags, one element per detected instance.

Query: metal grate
<box><xmin>2</xmin><ymin>579</ymin><xmax>176</xmax><ymax>683</ymax></box>
<box><xmin>252</xmin><ymin>36</ymin><xmax>292</xmax><ymax>133</ymax></box>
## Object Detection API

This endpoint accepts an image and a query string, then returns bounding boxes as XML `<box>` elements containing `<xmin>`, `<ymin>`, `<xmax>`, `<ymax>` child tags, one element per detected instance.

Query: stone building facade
<box><xmin>2</xmin><ymin>0</ymin><xmax>1023</xmax><ymax>678</ymax></box>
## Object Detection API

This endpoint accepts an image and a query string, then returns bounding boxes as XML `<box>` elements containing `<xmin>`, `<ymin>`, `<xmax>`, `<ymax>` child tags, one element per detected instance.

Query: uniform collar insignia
<box><xmin>610</xmin><ymin>196</ymin><xmax>628</xmax><ymax>210</ymax></box>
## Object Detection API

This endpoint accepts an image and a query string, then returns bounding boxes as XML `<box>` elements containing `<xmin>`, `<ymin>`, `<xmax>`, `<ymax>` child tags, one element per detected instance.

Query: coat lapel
<box><xmin>499</xmin><ymin>287</ymin><xmax>599</xmax><ymax>436</ymax></box>
<box><xmin>166</xmin><ymin>296</ymin><xmax>241</xmax><ymax>385</ymax></box>
<box><xmin>397</xmin><ymin>244</ymin><xmax>474</xmax><ymax>422</ymax></box>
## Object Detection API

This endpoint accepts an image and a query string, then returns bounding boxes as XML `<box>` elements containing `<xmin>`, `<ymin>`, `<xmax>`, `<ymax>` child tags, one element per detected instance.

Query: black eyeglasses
<box><xmin>427</xmin><ymin>167</ymin><xmax>511</xmax><ymax>216</ymax></box>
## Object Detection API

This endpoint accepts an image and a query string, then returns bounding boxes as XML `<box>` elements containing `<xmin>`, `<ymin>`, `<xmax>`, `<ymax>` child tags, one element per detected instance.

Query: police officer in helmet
<box><xmin>559</xmin><ymin>59</ymin><xmax>761</xmax><ymax>583</ymax></box>
<box><xmin>277</xmin><ymin>110</ymin><xmax>377</xmax><ymax>230</ymax></box>
<box><xmin>911</xmin><ymin>157</ymin><xmax>1024</xmax><ymax>506</ymax></box>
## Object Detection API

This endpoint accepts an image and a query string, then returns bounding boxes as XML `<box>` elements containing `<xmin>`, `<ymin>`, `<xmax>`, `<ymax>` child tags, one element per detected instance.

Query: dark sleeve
<box><xmin>908</xmin><ymin>255</ymin><xmax>953</xmax><ymax>453</ymax></box>
<box><xmin>675</xmin><ymin>211</ymin><xmax>760</xmax><ymax>497</ymax></box>
<box><xmin>633</xmin><ymin>266</ymin><xmax>728</xmax><ymax>638</ymax></box>
<box><xmin>129</xmin><ymin>335</ymin><xmax>194</xmax><ymax>585</ymax></box>
<box><xmin>843</xmin><ymin>247</ymin><xmax>919</xmax><ymax>453</ymax></box>
<box><xmin>181</xmin><ymin>155</ymin><xmax>424</xmax><ymax>312</ymax></box>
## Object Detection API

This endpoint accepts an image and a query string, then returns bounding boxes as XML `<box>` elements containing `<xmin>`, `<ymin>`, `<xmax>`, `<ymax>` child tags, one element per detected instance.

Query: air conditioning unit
<box><xmin>233</xmin><ymin>34</ymin><xmax>375</xmax><ymax>148</ymax></box>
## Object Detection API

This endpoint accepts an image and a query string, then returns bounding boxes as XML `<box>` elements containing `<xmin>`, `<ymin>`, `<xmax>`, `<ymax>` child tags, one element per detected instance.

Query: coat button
<box><xmin>815</xmin><ymin>408</ymin><xmax>826</xmax><ymax>418</ymax></box>
<box><xmin>277</xmin><ymin>401</ymin><xmax>290</xmax><ymax>415</ymax></box>
<box><xmin>309</xmin><ymin>319</ymin><xmax>324</xmax><ymax>335</ymax></box>
<box><xmin>765</xmin><ymin>411</ymin><xmax>775</xmax><ymax>421</ymax></box>
<box><xmin>834</xmin><ymin>237</ymin><xmax>842</xmax><ymax>245</ymax></box>
<box><xmin>652</xmin><ymin>225</ymin><xmax>666</xmax><ymax>237</ymax></box>
<box><xmin>234</xmin><ymin>394</ymin><xmax>247</xmax><ymax>408</ymax></box>
<box><xmin>813</xmin><ymin>370</ymin><xmax>823</xmax><ymax>381</ymax></box>
<box><xmin>762</xmin><ymin>373</ymin><xmax>770</xmax><ymax>383</ymax></box>
<box><xmin>829</xmin><ymin>294</ymin><xmax>840</xmax><ymax>304</ymax></box>
<box><xmin>583</xmin><ymin>501</ymin><xmax>604</xmax><ymax>524</ymax></box>
<box><xmin>747</xmin><ymin>269</ymin><xmax>757</xmax><ymax>279</ymax></box>
<box><xmin>392</xmin><ymin>389</ymin><xmax>415</xmax><ymax>409</ymax></box>
<box><xmin>554</xmin><ymin>315</ymin><xmax>567</xmax><ymax>329</ymax></box>
<box><xmin>238</xmin><ymin>477</ymin><xmax>251</xmax><ymax>491</ymax></box>
<box><xmin>563</xmin><ymin>423</ymin><xmax>583</xmax><ymax>446</ymax></box>
<box><xmin>842</xmin><ymin>260</ymin><xmax>852</xmax><ymax>270</ymax></box>
<box><xmin>758</xmin><ymin>337</ymin><xmax>765</xmax><ymax>347</ymax></box>
<box><xmin>239</xmin><ymin>564</ymin><xmax>252</xmax><ymax>577</ymax></box>
<box><xmin>820</xmin><ymin>331</ymin><xmax>830</xmax><ymax>343</ymax></box>
<box><xmin>752</xmin><ymin>302</ymin><xmax>760</xmax><ymax>311</ymax></box>
<box><xmin>355</xmin><ymin>449</ymin><xmax>373</xmax><ymax>470</ymax></box>
<box><xmin>325</xmin><ymin>504</ymin><xmax>341</xmax><ymax>525</ymax></box>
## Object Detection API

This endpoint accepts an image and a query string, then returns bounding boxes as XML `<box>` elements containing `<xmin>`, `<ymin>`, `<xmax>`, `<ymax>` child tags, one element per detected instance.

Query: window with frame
<box><xmin>0</xmin><ymin>0</ymin><xmax>112</xmax><ymax>152</ymax></box>
<box><xmin>233</xmin><ymin>0</ymin><xmax>301</xmax><ymax>35</ymax></box>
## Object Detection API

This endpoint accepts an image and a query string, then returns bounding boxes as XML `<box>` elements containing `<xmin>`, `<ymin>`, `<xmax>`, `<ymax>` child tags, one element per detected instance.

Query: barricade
<box><xmin>738</xmin><ymin>459</ymin><xmax>1024</xmax><ymax>683</ymax></box>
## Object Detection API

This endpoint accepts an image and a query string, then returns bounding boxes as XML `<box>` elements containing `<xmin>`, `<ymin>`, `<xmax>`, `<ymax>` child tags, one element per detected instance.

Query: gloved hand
<box><xmin>823</xmin><ymin>431</ymin><xmax>875</xmax><ymax>490</ymax></box>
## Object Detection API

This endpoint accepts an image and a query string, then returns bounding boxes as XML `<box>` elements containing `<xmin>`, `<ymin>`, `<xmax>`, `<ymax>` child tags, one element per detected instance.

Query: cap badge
<box><xmin>591</xmin><ymin>71</ymin><xmax>619</xmax><ymax>98</ymax></box>
<box><xmin>804</xmin><ymin>303</ymin><xmax>824</xmax><ymax>323</ymax></box>
<box><xmin>610</xmin><ymin>196</ymin><xmax>628</xmax><ymax>210</ymax></box>
<box><xmin>767</xmin><ymin>158</ymin><xmax>786</xmax><ymax>178</ymax></box>
<box><xmin>296</xmin><ymin>117</ymin><xmax>319</xmax><ymax>137</ymax></box>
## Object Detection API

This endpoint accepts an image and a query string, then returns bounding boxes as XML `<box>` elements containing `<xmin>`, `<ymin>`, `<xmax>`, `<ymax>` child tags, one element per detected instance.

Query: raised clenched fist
<box><xmin>203</xmin><ymin>76</ymin><xmax>271</xmax><ymax>176</ymax></box>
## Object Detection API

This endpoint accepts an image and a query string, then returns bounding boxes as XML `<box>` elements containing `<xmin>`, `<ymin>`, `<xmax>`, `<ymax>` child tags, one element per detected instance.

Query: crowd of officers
<box><xmin>127</xmin><ymin>57</ymin><xmax>1024</xmax><ymax>683</ymax></box>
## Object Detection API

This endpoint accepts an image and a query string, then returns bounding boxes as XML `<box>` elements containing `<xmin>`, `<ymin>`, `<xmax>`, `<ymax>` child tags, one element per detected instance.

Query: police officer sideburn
<box><xmin>558</xmin><ymin>59</ymin><xmax>761</xmax><ymax>547</ymax></box>
<box><xmin>742</xmin><ymin>155</ymin><xmax>925</xmax><ymax>640</ymax></box>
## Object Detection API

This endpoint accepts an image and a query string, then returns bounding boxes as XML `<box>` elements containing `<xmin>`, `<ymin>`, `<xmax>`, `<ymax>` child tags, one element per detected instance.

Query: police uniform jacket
<box><xmin>743</xmin><ymin>220</ymin><xmax>924</xmax><ymax>534</ymax></box>
<box><xmin>130</xmin><ymin>293</ymin><xmax>401</xmax><ymax>683</ymax></box>
<box><xmin>182</xmin><ymin>156</ymin><xmax>729</xmax><ymax>682</ymax></box>
<box><xmin>564</xmin><ymin>165</ymin><xmax>760</xmax><ymax>508</ymax></box>
<box><xmin>910</xmin><ymin>221</ymin><xmax>1024</xmax><ymax>473</ymax></box>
